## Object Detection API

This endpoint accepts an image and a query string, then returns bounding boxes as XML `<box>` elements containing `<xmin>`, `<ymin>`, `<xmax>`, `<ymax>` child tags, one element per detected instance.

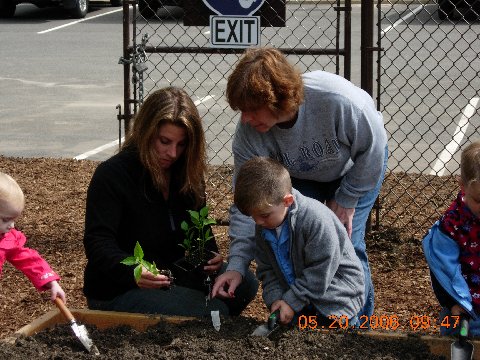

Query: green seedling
<box><xmin>121</xmin><ymin>241</ymin><xmax>164</xmax><ymax>282</ymax></box>
<box><xmin>180</xmin><ymin>205</ymin><xmax>216</xmax><ymax>263</ymax></box>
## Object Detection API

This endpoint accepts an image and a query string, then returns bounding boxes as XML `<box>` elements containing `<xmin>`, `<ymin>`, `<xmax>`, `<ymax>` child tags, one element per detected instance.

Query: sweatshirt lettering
<box><xmin>278</xmin><ymin>137</ymin><xmax>340</xmax><ymax>169</ymax></box>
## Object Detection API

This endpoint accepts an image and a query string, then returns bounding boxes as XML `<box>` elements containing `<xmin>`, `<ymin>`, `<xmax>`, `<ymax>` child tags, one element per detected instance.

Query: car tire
<box><xmin>0</xmin><ymin>0</ymin><xmax>16</xmax><ymax>18</ymax></box>
<box><xmin>464</xmin><ymin>0</ymin><xmax>480</xmax><ymax>20</ymax></box>
<box><xmin>69</xmin><ymin>0</ymin><xmax>89</xmax><ymax>18</ymax></box>
<box><xmin>110</xmin><ymin>0</ymin><xmax>122</xmax><ymax>6</ymax></box>
<box><xmin>139</xmin><ymin>0</ymin><xmax>158</xmax><ymax>18</ymax></box>
<box><xmin>438</xmin><ymin>0</ymin><xmax>455</xmax><ymax>20</ymax></box>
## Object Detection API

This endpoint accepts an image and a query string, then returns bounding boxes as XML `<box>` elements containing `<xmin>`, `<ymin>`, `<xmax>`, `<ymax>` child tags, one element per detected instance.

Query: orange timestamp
<box><xmin>297</xmin><ymin>314</ymin><xmax>462</xmax><ymax>332</ymax></box>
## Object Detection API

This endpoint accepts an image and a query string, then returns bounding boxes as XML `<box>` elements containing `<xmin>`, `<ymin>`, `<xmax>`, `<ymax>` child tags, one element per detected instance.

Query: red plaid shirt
<box><xmin>440</xmin><ymin>191</ymin><xmax>480</xmax><ymax>310</ymax></box>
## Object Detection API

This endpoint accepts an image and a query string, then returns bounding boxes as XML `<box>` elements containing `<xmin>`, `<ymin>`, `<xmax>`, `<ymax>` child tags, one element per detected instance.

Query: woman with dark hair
<box><xmin>83</xmin><ymin>87</ymin><xmax>258</xmax><ymax>317</ymax></box>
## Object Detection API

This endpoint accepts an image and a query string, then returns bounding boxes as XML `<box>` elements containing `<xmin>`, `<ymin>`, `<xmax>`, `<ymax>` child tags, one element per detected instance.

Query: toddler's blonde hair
<box><xmin>0</xmin><ymin>172</ymin><xmax>25</xmax><ymax>211</ymax></box>
<box><xmin>461</xmin><ymin>141</ymin><xmax>480</xmax><ymax>186</ymax></box>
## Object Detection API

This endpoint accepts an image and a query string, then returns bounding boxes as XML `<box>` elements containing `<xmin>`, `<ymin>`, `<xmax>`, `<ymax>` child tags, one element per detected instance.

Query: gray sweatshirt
<box><xmin>227</xmin><ymin>70</ymin><xmax>387</xmax><ymax>276</ymax></box>
<box><xmin>255</xmin><ymin>189</ymin><xmax>365</xmax><ymax>318</ymax></box>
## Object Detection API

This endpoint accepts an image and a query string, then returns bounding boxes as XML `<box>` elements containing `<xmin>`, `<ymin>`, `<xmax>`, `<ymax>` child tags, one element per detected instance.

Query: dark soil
<box><xmin>1</xmin><ymin>317</ymin><xmax>444</xmax><ymax>359</ymax></box>
<box><xmin>0</xmin><ymin>156</ymin><xmax>457</xmax><ymax>359</ymax></box>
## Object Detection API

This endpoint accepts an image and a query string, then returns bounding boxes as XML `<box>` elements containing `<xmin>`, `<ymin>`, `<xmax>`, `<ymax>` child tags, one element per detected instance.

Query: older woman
<box><xmin>212</xmin><ymin>48</ymin><xmax>388</xmax><ymax>322</ymax></box>
<box><xmin>83</xmin><ymin>87</ymin><xmax>257</xmax><ymax>317</ymax></box>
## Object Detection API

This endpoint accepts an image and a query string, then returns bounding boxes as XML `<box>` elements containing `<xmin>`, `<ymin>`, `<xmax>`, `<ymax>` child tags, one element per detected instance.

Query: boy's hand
<box><xmin>47</xmin><ymin>280</ymin><xmax>66</xmax><ymax>303</ymax></box>
<box><xmin>271</xmin><ymin>300</ymin><xmax>294</xmax><ymax>325</ymax></box>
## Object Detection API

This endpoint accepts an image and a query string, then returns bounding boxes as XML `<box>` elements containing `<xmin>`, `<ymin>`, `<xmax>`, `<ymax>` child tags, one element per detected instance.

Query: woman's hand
<box><xmin>203</xmin><ymin>252</ymin><xmax>223</xmax><ymax>275</ymax></box>
<box><xmin>326</xmin><ymin>199</ymin><xmax>355</xmax><ymax>238</ymax></box>
<box><xmin>136</xmin><ymin>267</ymin><xmax>172</xmax><ymax>289</ymax></box>
<box><xmin>211</xmin><ymin>270</ymin><xmax>242</xmax><ymax>298</ymax></box>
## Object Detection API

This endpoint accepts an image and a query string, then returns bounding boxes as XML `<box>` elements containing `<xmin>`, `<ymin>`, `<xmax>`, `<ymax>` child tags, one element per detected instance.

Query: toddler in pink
<box><xmin>0</xmin><ymin>172</ymin><xmax>65</xmax><ymax>302</ymax></box>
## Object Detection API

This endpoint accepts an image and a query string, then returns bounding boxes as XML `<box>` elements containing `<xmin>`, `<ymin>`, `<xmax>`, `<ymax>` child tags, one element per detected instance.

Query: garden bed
<box><xmin>0</xmin><ymin>156</ymin><xmax>466</xmax><ymax>359</ymax></box>
<box><xmin>2</xmin><ymin>309</ymin><xmax>474</xmax><ymax>359</ymax></box>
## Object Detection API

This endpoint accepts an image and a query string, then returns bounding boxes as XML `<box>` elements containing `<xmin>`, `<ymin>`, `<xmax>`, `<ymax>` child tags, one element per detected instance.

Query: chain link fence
<box><xmin>121</xmin><ymin>1</ymin><xmax>480</xmax><ymax>233</ymax></box>
<box><xmin>121</xmin><ymin>0</ymin><xmax>352</xmax><ymax>220</ymax></box>
<box><xmin>378</xmin><ymin>0</ymin><xmax>480</xmax><ymax>235</ymax></box>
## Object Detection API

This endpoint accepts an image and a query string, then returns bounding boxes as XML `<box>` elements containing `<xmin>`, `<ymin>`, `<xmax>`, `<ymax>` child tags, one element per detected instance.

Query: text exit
<box><xmin>210</xmin><ymin>16</ymin><xmax>260</xmax><ymax>48</ymax></box>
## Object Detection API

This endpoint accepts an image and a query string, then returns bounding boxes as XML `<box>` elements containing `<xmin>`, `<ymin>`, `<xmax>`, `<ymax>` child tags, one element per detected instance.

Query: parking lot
<box><xmin>1</xmin><ymin>2</ymin><xmax>479</xmax><ymax>173</ymax></box>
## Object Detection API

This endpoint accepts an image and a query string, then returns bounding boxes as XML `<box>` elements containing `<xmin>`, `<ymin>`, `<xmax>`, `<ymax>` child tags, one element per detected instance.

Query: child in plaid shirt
<box><xmin>423</xmin><ymin>140</ymin><xmax>480</xmax><ymax>335</ymax></box>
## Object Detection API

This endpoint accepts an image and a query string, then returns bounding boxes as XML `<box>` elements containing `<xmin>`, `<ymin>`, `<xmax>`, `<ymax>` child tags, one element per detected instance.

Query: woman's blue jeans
<box><xmin>291</xmin><ymin>145</ymin><xmax>388</xmax><ymax>320</ymax></box>
<box><xmin>87</xmin><ymin>263</ymin><xmax>259</xmax><ymax>318</ymax></box>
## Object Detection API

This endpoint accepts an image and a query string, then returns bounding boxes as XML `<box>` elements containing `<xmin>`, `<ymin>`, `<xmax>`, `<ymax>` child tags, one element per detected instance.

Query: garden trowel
<box><xmin>451</xmin><ymin>315</ymin><xmax>474</xmax><ymax>360</ymax></box>
<box><xmin>54</xmin><ymin>298</ymin><xmax>100</xmax><ymax>355</ymax></box>
<box><xmin>251</xmin><ymin>309</ymin><xmax>280</xmax><ymax>337</ymax></box>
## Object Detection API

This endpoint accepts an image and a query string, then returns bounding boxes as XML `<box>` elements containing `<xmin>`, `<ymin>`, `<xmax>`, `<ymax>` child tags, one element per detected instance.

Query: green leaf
<box><xmin>133</xmin><ymin>241</ymin><xmax>144</xmax><ymax>259</ymax></box>
<box><xmin>200</xmin><ymin>206</ymin><xmax>209</xmax><ymax>218</ymax></box>
<box><xmin>133</xmin><ymin>265</ymin><xmax>142</xmax><ymax>282</ymax></box>
<box><xmin>205</xmin><ymin>228</ymin><xmax>214</xmax><ymax>241</ymax></box>
<box><xmin>120</xmin><ymin>257</ymin><xmax>137</xmax><ymax>266</ymax></box>
<box><xmin>151</xmin><ymin>261</ymin><xmax>159</xmax><ymax>276</ymax></box>
<box><xmin>182</xmin><ymin>237</ymin><xmax>192</xmax><ymax>251</ymax></box>
<box><xmin>189</xmin><ymin>210</ymin><xmax>200</xmax><ymax>222</ymax></box>
<box><xmin>180</xmin><ymin>221</ymin><xmax>189</xmax><ymax>231</ymax></box>
<box><xmin>180</xmin><ymin>206</ymin><xmax>217</xmax><ymax>262</ymax></box>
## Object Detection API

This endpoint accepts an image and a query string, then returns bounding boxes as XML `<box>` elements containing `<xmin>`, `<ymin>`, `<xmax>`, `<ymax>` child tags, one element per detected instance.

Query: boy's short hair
<box><xmin>461</xmin><ymin>141</ymin><xmax>480</xmax><ymax>186</ymax></box>
<box><xmin>234</xmin><ymin>157</ymin><xmax>292</xmax><ymax>215</ymax></box>
<box><xmin>0</xmin><ymin>172</ymin><xmax>25</xmax><ymax>210</ymax></box>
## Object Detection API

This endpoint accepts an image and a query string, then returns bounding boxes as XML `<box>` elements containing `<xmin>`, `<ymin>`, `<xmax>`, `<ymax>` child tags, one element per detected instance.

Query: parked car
<box><xmin>138</xmin><ymin>0</ymin><xmax>182</xmax><ymax>18</ymax></box>
<box><xmin>0</xmin><ymin>0</ymin><xmax>122</xmax><ymax>19</ymax></box>
<box><xmin>438</xmin><ymin>0</ymin><xmax>480</xmax><ymax>20</ymax></box>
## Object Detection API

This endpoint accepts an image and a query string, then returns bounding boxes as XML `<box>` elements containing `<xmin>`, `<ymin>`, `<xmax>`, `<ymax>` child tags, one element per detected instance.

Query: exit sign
<box><xmin>210</xmin><ymin>16</ymin><xmax>260</xmax><ymax>48</ymax></box>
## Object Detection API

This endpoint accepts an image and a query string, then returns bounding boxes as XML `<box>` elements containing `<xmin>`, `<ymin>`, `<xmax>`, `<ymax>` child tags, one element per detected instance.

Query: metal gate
<box><xmin>118</xmin><ymin>0</ymin><xmax>352</xmax><ymax>218</ymax></box>
<box><xmin>377</xmin><ymin>1</ymin><xmax>480</xmax><ymax>236</ymax></box>
<box><xmin>118</xmin><ymin>1</ymin><xmax>480</xmax><ymax>235</ymax></box>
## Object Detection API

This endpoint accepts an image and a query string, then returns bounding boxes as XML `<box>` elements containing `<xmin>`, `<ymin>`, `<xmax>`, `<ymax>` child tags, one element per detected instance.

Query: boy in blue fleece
<box><xmin>234</xmin><ymin>157</ymin><xmax>364</xmax><ymax>326</ymax></box>
<box><xmin>423</xmin><ymin>140</ymin><xmax>480</xmax><ymax>336</ymax></box>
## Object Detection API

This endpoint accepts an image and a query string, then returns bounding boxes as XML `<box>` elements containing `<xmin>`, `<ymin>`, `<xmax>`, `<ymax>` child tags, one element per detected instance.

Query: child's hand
<box><xmin>451</xmin><ymin>304</ymin><xmax>467</xmax><ymax>316</ymax></box>
<box><xmin>46</xmin><ymin>280</ymin><xmax>66</xmax><ymax>303</ymax></box>
<box><xmin>271</xmin><ymin>300</ymin><xmax>294</xmax><ymax>325</ymax></box>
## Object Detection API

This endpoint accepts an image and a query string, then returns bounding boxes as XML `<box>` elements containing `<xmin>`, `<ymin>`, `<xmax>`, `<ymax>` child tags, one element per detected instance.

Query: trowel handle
<box><xmin>459</xmin><ymin>314</ymin><xmax>470</xmax><ymax>345</ymax></box>
<box><xmin>54</xmin><ymin>297</ymin><xmax>75</xmax><ymax>322</ymax></box>
<box><xmin>268</xmin><ymin>309</ymin><xmax>280</xmax><ymax>330</ymax></box>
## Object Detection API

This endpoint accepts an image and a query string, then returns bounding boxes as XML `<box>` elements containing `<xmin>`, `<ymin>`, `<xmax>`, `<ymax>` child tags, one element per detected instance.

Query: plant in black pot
<box><xmin>174</xmin><ymin>205</ymin><xmax>217</xmax><ymax>273</ymax></box>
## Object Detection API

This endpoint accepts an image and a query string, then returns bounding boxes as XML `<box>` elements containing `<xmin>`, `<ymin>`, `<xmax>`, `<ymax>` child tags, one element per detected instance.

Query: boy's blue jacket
<box><xmin>422</xmin><ymin>220</ymin><xmax>480</xmax><ymax>335</ymax></box>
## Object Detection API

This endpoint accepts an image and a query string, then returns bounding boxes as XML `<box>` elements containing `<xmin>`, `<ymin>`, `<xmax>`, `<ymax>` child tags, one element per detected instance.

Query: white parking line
<box><xmin>381</xmin><ymin>5</ymin><xmax>424</xmax><ymax>35</ymax></box>
<box><xmin>430</xmin><ymin>97</ymin><xmax>480</xmax><ymax>176</ymax></box>
<box><xmin>37</xmin><ymin>8</ymin><xmax>124</xmax><ymax>34</ymax></box>
<box><xmin>74</xmin><ymin>95</ymin><xmax>216</xmax><ymax>160</ymax></box>
<box><xmin>74</xmin><ymin>138</ymin><xmax>122</xmax><ymax>160</ymax></box>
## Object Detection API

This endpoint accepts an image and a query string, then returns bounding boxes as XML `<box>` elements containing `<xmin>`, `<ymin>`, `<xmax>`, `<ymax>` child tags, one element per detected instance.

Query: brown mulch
<box><xmin>0</xmin><ymin>155</ymin><xmax>453</xmax><ymax>342</ymax></box>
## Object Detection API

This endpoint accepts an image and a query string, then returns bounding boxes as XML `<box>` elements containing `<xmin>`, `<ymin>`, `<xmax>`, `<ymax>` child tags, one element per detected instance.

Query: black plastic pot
<box><xmin>174</xmin><ymin>249</ymin><xmax>216</xmax><ymax>273</ymax></box>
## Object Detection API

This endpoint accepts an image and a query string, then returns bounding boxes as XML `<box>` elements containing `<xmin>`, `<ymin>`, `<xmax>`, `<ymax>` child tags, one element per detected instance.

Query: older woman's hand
<box><xmin>327</xmin><ymin>199</ymin><xmax>355</xmax><ymax>238</ymax></box>
<box><xmin>203</xmin><ymin>252</ymin><xmax>223</xmax><ymax>275</ymax></box>
<box><xmin>136</xmin><ymin>267</ymin><xmax>172</xmax><ymax>289</ymax></box>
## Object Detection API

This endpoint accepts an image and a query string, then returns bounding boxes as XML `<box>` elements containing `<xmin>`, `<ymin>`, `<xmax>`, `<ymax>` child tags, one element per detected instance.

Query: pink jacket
<box><xmin>0</xmin><ymin>228</ymin><xmax>60</xmax><ymax>291</ymax></box>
